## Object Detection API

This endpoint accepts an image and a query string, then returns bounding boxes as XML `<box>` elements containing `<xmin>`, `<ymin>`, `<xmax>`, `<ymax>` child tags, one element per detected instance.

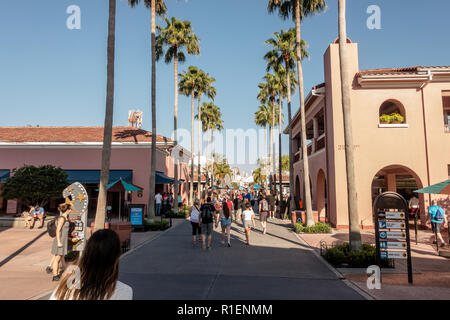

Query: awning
<box><xmin>0</xmin><ymin>170</ymin><xmax>10</xmax><ymax>183</ymax></box>
<box><xmin>414</xmin><ymin>179</ymin><xmax>450</xmax><ymax>195</ymax></box>
<box><xmin>96</xmin><ymin>178</ymin><xmax>142</xmax><ymax>192</ymax></box>
<box><xmin>63</xmin><ymin>170</ymin><xmax>132</xmax><ymax>184</ymax></box>
<box><xmin>155</xmin><ymin>172</ymin><xmax>182</xmax><ymax>185</ymax></box>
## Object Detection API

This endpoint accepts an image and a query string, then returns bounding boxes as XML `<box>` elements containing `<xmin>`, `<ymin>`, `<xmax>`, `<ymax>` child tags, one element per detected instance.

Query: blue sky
<box><xmin>0</xmin><ymin>0</ymin><xmax>449</xmax><ymax>170</ymax></box>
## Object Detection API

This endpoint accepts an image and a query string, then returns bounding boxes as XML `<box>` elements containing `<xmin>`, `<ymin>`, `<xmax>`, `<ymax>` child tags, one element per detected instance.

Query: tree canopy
<box><xmin>1</xmin><ymin>165</ymin><xmax>69</xmax><ymax>207</ymax></box>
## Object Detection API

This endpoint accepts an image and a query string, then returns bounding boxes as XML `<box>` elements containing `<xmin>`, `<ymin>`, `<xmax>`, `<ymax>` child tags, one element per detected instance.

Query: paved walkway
<box><xmin>118</xmin><ymin>218</ymin><xmax>365</xmax><ymax>300</ymax></box>
<box><xmin>0</xmin><ymin>219</ymin><xmax>185</xmax><ymax>300</ymax></box>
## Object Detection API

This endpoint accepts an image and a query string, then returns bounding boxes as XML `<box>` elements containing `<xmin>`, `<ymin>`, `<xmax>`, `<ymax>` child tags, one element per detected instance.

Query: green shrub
<box><xmin>144</xmin><ymin>220</ymin><xmax>169</xmax><ymax>231</ymax></box>
<box><xmin>324</xmin><ymin>242</ymin><xmax>393</xmax><ymax>268</ymax></box>
<box><xmin>294</xmin><ymin>222</ymin><xmax>332</xmax><ymax>234</ymax></box>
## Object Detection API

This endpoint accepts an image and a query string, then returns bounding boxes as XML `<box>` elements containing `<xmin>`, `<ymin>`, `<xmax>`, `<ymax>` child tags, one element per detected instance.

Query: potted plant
<box><xmin>379</xmin><ymin>114</ymin><xmax>391</xmax><ymax>124</ymax></box>
<box><xmin>390</xmin><ymin>113</ymin><xmax>404</xmax><ymax>124</ymax></box>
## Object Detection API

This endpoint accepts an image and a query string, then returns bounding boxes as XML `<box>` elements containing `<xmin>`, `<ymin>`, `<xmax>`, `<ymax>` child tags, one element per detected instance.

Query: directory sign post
<box><xmin>373</xmin><ymin>192</ymin><xmax>413</xmax><ymax>284</ymax></box>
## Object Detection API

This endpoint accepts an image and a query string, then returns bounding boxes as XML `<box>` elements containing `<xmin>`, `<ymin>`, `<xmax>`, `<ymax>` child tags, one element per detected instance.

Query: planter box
<box><xmin>292</xmin><ymin>210</ymin><xmax>319</xmax><ymax>225</ymax></box>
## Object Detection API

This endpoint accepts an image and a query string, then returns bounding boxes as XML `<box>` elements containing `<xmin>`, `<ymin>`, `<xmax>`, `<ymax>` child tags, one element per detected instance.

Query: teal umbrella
<box><xmin>414</xmin><ymin>179</ymin><xmax>450</xmax><ymax>195</ymax></box>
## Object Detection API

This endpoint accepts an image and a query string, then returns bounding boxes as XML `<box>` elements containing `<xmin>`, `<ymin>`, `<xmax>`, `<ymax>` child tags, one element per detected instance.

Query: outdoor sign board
<box><xmin>130</xmin><ymin>204</ymin><xmax>145</xmax><ymax>226</ymax></box>
<box><xmin>373</xmin><ymin>192</ymin><xmax>413</xmax><ymax>283</ymax></box>
<box><xmin>63</xmin><ymin>182</ymin><xmax>88</xmax><ymax>252</ymax></box>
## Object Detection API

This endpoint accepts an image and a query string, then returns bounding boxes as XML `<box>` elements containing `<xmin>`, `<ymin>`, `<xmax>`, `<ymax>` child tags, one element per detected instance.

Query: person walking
<box><xmin>219</xmin><ymin>199</ymin><xmax>232</xmax><ymax>247</ymax></box>
<box><xmin>241</xmin><ymin>202</ymin><xmax>256</xmax><ymax>245</ymax></box>
<box><xmin>259</xmin><ymin>194</ymin><xmax>270</xmax><ymax>235</ymax></box>
<box><xmin>267</xmin><ymin>192</ymin><xmax>275</xmax><ymax>219</ymax></box>
<box><xmin>427</xmin><ymin>200</ymin><xmax>448</xmax><ymax>247</ymax></box>
<box><xmin>189</xmin><ymin>199</ymin><xmax>201</xmax><ymax>246</ymax></box>
<box><xmin>233</xmin><ymin>195</ymin><xmax>241</xmax><ymax>223</ymax></box>
<box><xmin>50</xmin><ymin>229</ymin><xmax>133</xmax><ymax>300</ymax></box>
<box><xmin>155</xmin><ymin>192</ymin><xmax>162</xmax><ymax>216</ymax></box>
<box><xmin>50</xmin><ymin>203</ymin><xmax>71</xmax><ymax>281</ymax></box>
<box><xmin>200</xmin><ymin>197</ymin><xmax>216</xmax><ymax>251</ymax></box>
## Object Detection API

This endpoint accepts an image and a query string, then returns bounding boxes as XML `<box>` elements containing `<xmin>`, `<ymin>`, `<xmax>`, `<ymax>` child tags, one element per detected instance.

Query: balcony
<box><xmin>316</xmin><ymin>134</ymin><xmax>326</xmax><ymax>151</ymax></box>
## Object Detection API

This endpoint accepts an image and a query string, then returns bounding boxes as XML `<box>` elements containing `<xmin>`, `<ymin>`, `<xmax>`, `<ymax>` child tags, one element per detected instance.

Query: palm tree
<box><xmin>128</xmin><ymin>0</ymin><xmax>166</xmax><ymax>220</ymax></box>
<box><xmin>179</xmin><ymin>66</ymin><xmax>202</xmax><ymax>205</ymax></box>
<box><xmin>195</xmin><ymin>71</ymin><xmax>216</xmax><ymax>197</ymax></box>
<box><xmin>264</xmin><ymin>27</ymin><xmax>310</xmax><ymax>221</ymax></box>
<box><xmin>156</xmin><ymin>17</ymin><xmax>200</xmax><ymax>214</ymax></box>
<box><xmin>257</xmin><ymin>74</ymin><xmax>281</xmax><ymax>191</ymax></box>
<box><xmin>94</xmin><ymin>0</ymin><xmax>116</xmax><ymax>232</ymax></box>
<box><xmin>253</xmin><ymin>167</ymin><xmax>267</xmax><ymax>187</ymax></box>
<box><xmin>268</xmin><ymin>0</ymin><xmax>326</xmax><ymax>227</ymax></box>
<box><xmin>338</xmin><ymin>0</ymin><xmax>361</xmax><ymax>251</ymax></box>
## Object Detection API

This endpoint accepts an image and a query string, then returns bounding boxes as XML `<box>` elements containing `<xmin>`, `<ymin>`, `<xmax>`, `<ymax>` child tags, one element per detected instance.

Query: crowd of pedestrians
<box><xmin>188</xmin><ymin>189</ymin><xmax>286</xmax><ymax>249</ymax></box>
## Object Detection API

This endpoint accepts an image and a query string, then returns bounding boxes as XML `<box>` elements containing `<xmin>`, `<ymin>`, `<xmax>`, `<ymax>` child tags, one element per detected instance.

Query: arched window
<box><xmin>379</xmin><ymin>100</ymin><xmax>406</xmax><ymax>124</ymax></box>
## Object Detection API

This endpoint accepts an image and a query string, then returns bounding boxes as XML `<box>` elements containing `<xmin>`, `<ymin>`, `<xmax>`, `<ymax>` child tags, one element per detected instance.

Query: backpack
<box><xmin>435</xmin><ymin>207</ymin><xmax>445</xmax><ymax>221</ymax></box>
<box><xmin>201</xmin><ymin>205</ymin><xmax>213</xmax><ymax>222</ymax></box>
<box><xmin>262</xmin><ymin>199</ymin><xmax>269</xmax><ymax>212</ymax></box>
<box><xmin>47</xmin><ymin>216</ymin><xmax>66</xmax><ymax>238</ymax></box>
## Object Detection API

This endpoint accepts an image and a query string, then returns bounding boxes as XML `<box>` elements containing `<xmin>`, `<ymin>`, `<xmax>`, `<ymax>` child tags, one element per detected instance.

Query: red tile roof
<box><xmin>357</xmin><ymin>66</ymin><xmax>450</xmax><ymax>77</ymax></box>
<box><xmin>0</xmin><ymin>127</ymin><xmax>173</xmax><ymax>143</ymax></box>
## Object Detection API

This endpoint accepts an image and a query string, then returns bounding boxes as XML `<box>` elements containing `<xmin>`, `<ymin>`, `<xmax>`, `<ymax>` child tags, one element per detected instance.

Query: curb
<box><xmin>120</xmin><ymin>218</ymin><xmax>188</xmax><ymax>260</ymax></box>
<box><xmin>293</xmin><ymin>231</ymin><xmax>376</xmax><ymax>301</ymax></box>
<box><xmin>28</xmin><ymin>289</ymin><xmax>54</xmax><ymax>300</ymax></box>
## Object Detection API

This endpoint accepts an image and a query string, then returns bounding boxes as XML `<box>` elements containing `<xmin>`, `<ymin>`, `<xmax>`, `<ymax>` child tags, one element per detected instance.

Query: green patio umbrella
<box><xmin>414</xmin><ymin>179</ymin><xmax>450</xmax><ymax>195</ymax></box>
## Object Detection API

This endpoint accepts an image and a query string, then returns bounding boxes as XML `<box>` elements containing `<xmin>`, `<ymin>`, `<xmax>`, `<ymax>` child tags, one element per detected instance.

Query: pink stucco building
<box><xmin>287</xmin><ymin>39</ymin><xmax>450</xmax><ymax>229</ymax></box>
<box><xmin>0</xmin><ymin>127</ymin><xmax>190</xmax><ymax>219</ymax></box>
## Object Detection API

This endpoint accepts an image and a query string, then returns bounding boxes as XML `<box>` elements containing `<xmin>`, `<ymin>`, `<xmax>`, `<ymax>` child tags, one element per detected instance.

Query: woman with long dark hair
<box><xmin>219</xmin><ymin>199</ymin><xmax>232</xmax><ymax>247</ymax></box>
<box><xmin>50</xmin><ymin>229</ymin><xmax>133</xmax><ymax>300</ymax></box>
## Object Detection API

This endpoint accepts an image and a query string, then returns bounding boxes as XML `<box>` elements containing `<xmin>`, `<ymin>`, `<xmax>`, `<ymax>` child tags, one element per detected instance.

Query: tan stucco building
<box><xmin>287</xmin><ymin>39</ymin><xmax>450</xmax><ymax>229</ymax></box>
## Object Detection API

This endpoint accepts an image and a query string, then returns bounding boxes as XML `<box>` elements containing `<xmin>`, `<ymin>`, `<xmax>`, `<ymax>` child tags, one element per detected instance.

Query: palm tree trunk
<box><xmin>278</xmin><ymin>92</ymin><xmax>283</xmax><ymax>197</ymax></box>
<box><xmin>211</xmin><ymin>129</ymin><xmax>214</xmax><ymax>187</ymax></box>
<box><xmin>285</xmin><ymin>61</ymin><xmax>295</xmax><ymax>221</ymax></box>
<box><xmin>173</xmin><ymin>49</ymin><xmax>179</xmax><ymax>214</ymax></box>
<box><xmin>197</xmin><ymin>95</ymin><xmax>202</xmax><ymax>198</ymax></box>
<box><xmin>272</xmin><ymin>99</ymin><xmax>276</xmax><ymax>193</ymax></box>
<box><xmin>264</xmin><ymin>125</ymin><xmax>267</xmax><ymax>159</ymax></box>
<box><xmin>189</xmin><ymin>89</ymin><xmax>195</xmax><ymax>205</ymax></box>
<box><xmin>295</xmin><ymin>0</ymin><xmax>314</xmax><ymax>227</ymax></box>
<box><xmin>148</xmin><ymin>0</ymin><xmax>157</xmax><ymax>220</ymax></box>
<box><xmin>339</xmin><ymin>0</ymin><xmax>361</xmax><ymax>250</ymax></box>
<box><xmin>94</xmin><ymin>0</ymin><xmax>116</xmax><ymax>231</ymax></box>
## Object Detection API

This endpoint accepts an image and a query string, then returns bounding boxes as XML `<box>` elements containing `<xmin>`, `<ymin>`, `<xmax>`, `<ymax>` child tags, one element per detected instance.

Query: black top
<box><xmin>200</xmin><ymin>203</ymin><xmax>216</xmax><ymax>224</ymax></box>
<box><xmin>267</xmin><ymin>195</ymin><xmax>275</xmax><ymax>206</ymax></box>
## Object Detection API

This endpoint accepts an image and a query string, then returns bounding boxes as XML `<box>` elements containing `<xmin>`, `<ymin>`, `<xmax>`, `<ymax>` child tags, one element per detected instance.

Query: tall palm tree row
<box><xmin>338</xmin><ymin>0</ymin><xmax>361</xmax><ymax>251</ymax></box>
<box><xmin>267</xmin><ymin>0</ymin><xmax>326</xmax><ymax>227</ymax></box>
<box><xmin>195</xmin><ymin>71</ymin><xmax>216</xmax><ymax>196</ymax></box>
<box><xmin>156</xmin><ymin>17</ymin><xmax>200</xmax><ymax>214</ymax></box>
<box><xmin>264</xmin><ymin>28</ymin><xmax>305</xmax><ymax>198</ymax></box>
<box><xmin>94</xmin><ymin>0</ymin><xmax>116</xmax><ymax>232</ymax></box>
<box><xmin>196</xmin><ymin>102</ymin><xmax>223</xmax><ymax>188</ymax></box>
<box><xmin>127</xmin><ymin>0</ymin><xmax>167</xmax><ymax>220</ymax></box>
<box><xmin>179</xmin><ymin>66</ymin><xmax>203</xmax><ymax>206</ymax></box>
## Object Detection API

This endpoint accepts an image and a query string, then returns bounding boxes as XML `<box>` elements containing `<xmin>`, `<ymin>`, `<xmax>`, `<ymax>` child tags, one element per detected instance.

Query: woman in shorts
<box><xmin>189</xmin><ymin>199</ymin><xmax>201</xmax><ymax>246</ymax></box>
<box><xmin>241</xmin><ymin>202</ymin><xmax>256</xmax><ymax>245</ymax></box>
<box><xmin>219</xmin><ymin>199</ymin><xmax>232</xmax><ymax>247</ymax></box>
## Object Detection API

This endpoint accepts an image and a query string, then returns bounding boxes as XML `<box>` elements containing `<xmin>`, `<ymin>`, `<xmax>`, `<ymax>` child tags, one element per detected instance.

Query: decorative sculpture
<box><xmin>128</xmin><ymin>110</ymin><xmax>143</xmax><ymax>128</ymax></box>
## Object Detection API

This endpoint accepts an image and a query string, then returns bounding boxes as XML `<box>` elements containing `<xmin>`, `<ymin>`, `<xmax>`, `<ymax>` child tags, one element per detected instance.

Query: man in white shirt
<box><xmin>155</xmin><ymin>192</ymin><xmax>162</xmax><ymax>216</ymax></box>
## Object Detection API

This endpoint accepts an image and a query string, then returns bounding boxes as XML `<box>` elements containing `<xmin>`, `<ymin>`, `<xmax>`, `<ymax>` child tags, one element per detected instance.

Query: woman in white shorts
<box><xmin>241</xmin><ymin>202</ymin><xmax>255</xmax><ymax>245</ymax></box>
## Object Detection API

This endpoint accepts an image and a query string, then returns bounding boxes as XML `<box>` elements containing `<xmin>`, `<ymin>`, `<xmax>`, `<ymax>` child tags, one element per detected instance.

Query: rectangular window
<box><xmin>448</xmin><ymin>164</ymin><xmax>450</xmax><ymax>177</ymax></box>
